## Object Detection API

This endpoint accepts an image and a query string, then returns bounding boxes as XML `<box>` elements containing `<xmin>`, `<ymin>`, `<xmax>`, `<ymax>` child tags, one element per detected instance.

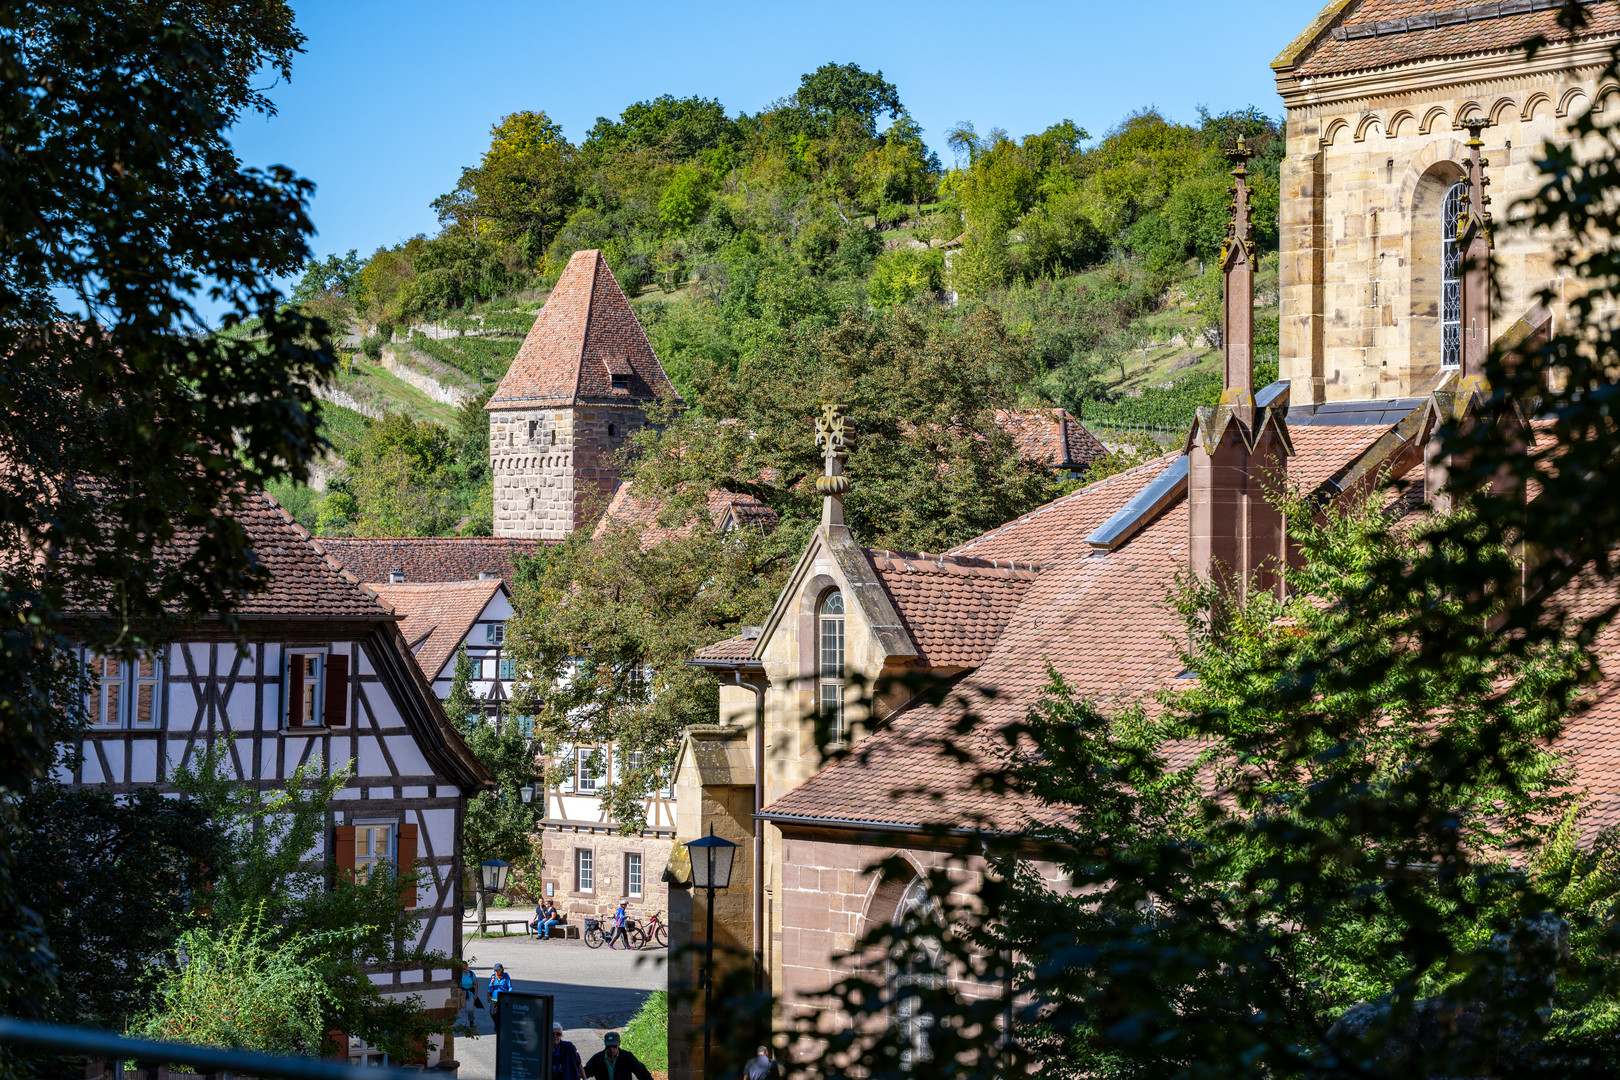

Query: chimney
<box><xmin>388</xmin><ymin>567</ymin><xmax>406</xmax><ymax>584</ymax></box>
<box><xmin>1187</xmin><ymin>137</ymin><xmax>1292</xmax><ymax>598</ymax></box>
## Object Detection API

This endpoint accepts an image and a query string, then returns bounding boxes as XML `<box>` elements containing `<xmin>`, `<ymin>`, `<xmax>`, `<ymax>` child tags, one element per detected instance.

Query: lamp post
<box><xmin>687</xmin><ymin>826</ymin><xmax>737</xmax><ymax>1080</ymax></box>
<box><xmin>476</xmin><ymin>858</ymin><xmax>511</xmax><ymax>939</ymax></box>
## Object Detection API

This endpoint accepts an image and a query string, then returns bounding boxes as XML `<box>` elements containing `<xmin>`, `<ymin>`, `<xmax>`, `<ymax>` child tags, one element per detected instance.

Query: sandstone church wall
<box><xmin>1278</xmin><ymin>42</ymin><xmax>1615</xmax><ymax>403</ymax></box>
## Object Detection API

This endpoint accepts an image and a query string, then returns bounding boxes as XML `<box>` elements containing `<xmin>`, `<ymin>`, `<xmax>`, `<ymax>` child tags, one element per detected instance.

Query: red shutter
<box><xmin>334</xmin><ymin>825</ymin><xmax>356</xmax><ymax>886</ymax></box>
<box><xmin>287</xmin><ymin>654</ymin><xmax>304</xmax><ymax>727</ymax></box>
<box><xmin>396</xmin><ymin>823</ymin><xmax>419</xmax><ymax>908</ymax></box>
<box><xmin>324</xmin><ymin>654</ymin><xmax>349</xmax><ymax>726</ymax></box>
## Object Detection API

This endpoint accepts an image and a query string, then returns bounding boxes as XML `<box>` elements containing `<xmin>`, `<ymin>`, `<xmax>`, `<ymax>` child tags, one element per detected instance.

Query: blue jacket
<box><xmin>489</xmin><ymin>972</ymin><xmax>512</xmax><ymax>999</ymax></box>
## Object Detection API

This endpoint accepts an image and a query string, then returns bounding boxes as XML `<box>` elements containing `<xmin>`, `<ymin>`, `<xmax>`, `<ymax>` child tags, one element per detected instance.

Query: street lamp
<box><xmin>476</xmin><ymin>858</ymin><xmax>512</xmax><ymax>938</ymax></box>
<box><xmin>520</xmin><ymin>783</ymin><xmax>535</xmax><ymax>804</ymax></box>
<box><xmin>687</xmin><ymin>826</ymin><xmax>737</xmax><ymax>1079</ymax></box>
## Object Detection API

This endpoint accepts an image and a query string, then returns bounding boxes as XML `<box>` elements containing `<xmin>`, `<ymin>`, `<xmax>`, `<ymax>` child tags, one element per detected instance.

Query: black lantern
<box><xmin>480</xmin><ymin>858</ymin><xmax>512</xmax><ymax>895</ymax></box>
<box><xmin>687</xmin><ymin>826</ymin><xmax>738</xmax><ymax>1077</ymax></box>
<box><xmin>687</xmin><ymin>829</ymin><xmax>737</xmax><ymax>889</ymax></box>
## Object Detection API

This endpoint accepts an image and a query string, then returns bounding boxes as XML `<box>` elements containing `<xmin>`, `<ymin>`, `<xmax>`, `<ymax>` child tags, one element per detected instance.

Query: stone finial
<box><xmin>814</xmin><ymin>403</ymin><xmax>851</xmax><ymax>531</ymax></box>
<box><xmin>1219</xmin><ymin>136</ymin><xmax>1258</xmax><ymax>410</ymax></box>
<box><xmin>1458</xmin><ymin>118</ymin><xmax>1494</xmax><ymax>390</ymax></box>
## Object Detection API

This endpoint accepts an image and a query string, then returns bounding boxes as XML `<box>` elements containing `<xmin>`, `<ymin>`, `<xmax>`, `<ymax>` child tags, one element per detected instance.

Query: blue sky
<box><xmin>230</xmin><ymin>0</ymin><xmax>1311</xmax><ymax>273</ymax></box>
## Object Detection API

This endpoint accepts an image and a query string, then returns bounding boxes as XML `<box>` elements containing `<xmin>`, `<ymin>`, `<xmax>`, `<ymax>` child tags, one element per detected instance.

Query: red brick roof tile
<box><xmin>318</xmin><ymin>537</ymin><xmax>542</xmax><ymax>591</ymax></box>
<box><xmin>867</xmin><ymin>550</ymin><xmax>1042</xmax><ymax>669</ymax></box>
<box><xmin>239</xmin><ymin>494</ymin><xmax>394</xmax><ymax>619</ymax></box>
<box><xmin>995</xmin><ymin>409</ymin><xmax>1107</xmax><ymax>470</ymax></box>
<box><xmin>594</xmin><ymin>481</ymin><xmax>778</xmax><ymax>549</ymax></box>
<box><xmin>694</xmin><ymin>630</ymin><xmax>764</xmax><ymax>664</ymax></box>
<box><xmin>1291</xmin><ymin>0</ymin><xmax>1620</xmax><ymax>78</ymax></box>
<box><xmin>369</xmin><ymin>579</ymin><xmax>505</xmax><ymax>682</ymax></box>
<box><xmin>487</xmin><ymin>249</ymin><xmax>682</xmax><ymax>409</ymax></box>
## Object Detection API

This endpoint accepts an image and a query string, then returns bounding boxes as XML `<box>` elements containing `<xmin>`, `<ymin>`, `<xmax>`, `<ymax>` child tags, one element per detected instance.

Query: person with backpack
<box><xmin>458</xmin><ymin>966</ymin><xmax>478</xmax><ymax>1027</ymax></box>
<box><xmin>488</xmin><ymin>962</ymin><xmax>512</xmax><ymax>1025</ymax></box>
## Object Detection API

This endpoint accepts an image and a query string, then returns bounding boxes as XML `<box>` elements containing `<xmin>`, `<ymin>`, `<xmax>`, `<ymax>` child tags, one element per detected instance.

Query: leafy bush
<box><xmin>1077</xmin><ymin>356</ymin><xmax>1279</xmax><ymax>432</ymax></box>
<box><xmin>360</xmin><ymin>332</ymin><xmax>385</xmax><ymax>360</ymax></box>
<box><xmin>866</xmin><ymin>247</ymin><xmax>943</xmax><ymax>308</ymax></box>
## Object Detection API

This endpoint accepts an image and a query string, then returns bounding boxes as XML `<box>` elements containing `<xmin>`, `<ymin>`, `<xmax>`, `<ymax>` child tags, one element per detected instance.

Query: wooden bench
<box><xmin>462</xmin><ymin>913</ymin><xmax>582</xmax><ymax>939</ymax></box>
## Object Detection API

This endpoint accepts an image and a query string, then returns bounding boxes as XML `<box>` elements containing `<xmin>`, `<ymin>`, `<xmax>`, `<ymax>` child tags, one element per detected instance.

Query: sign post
<box><xmin>495</xmin><ymin>991</ymin><xmax>555</xmax><ymax>1080</ymax></box>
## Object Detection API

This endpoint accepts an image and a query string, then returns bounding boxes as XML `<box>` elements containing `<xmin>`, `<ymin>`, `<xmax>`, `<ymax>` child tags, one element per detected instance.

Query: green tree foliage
<box><xmin>659</xmin><ymin>164</ymin><xmax>715</xmax><ymax>232</ymax></box>
<box><xmin>585</xmin><ymin>94</ymin><xmax>737</xmax><ymax>160</ymax></box>
<box><xmin>508</xmin><ymin>500</ymin><xmax>807</xmax><ymax>831</ymax></box>
<box><xmin>459</xmin><ymin>720</ymin><xmax>542</xmax><ymax>890</ymax></box>
<box><xmin>866</xmin><ymin>247</ymin><xmax>944</xmax><ymax>309</ymax></box>
<box><xmin>0</xmin><ymin>0</ymin><xmax>330</xmax><ymax>1027</ymax></box>
<box><xmin>9</xmin><ymin>787</ymin><xmax>226</xmax><ymax>1031</ymax></box>
<box><xmin>172</xmin><ymin>745</ymin><xmax>451</xmax><ymax>1059</ymax></box>
<box><xmin>290</xmin><ymin>249</ymin><xmax>365</xmax><ymax>327</ymax></box>
<box><xmin>347</xmin><ymin>412</ymin><xmax>462</xmax><ymax>537</ymax></box>
<box><xmin>794</xmin><ymin>62</ymin><xmax>903</xmax><ymax>137</ymax></box>
<box><xmin>442</xmin><ymin>643</ymin><xmax>479</xmax><ymax>729</ymax></box>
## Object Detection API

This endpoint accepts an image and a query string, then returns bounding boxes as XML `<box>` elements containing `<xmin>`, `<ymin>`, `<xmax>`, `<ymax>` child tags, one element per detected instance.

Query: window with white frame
<box><xmin>577</xmin><ymin>748</ymin><xmax>601</xmax><ymax>793</ymax></box>
<box><xmin>485</xmin><ymin>622</ymin><xmax>506</xmax><ymax>645</ymax></box>
<box><xmin>284</xmin><ymin>651</ymin><xmax>324</xmax><ymax>728</ymax></box>
<box><xmin>625</xmin><ymin>852</ymin><xmax>643</xmax><ymax>898</ymax></box>
<box><xmin>84</xmin><ymin>653</ymin><xmax>163</xmax><ymax>729</ymax></box>
<box><xmin>354</xmin><ymin>823</ymin><xmax>394</xmax><ymax>884</ymax></box>
<box><xmin>819</xmin><ymin>590</ymin><xmax>846</xmax><ymax>742</ymax></box>
<box><xmin>575</xmin><ymin>847</ymin><xmax>594</xmax><ymax>892</ymax></box>
<box><xmin>1441</xmin><ymin>179</ymin><xmax>1466</xmax><ymax>369</ymax></box>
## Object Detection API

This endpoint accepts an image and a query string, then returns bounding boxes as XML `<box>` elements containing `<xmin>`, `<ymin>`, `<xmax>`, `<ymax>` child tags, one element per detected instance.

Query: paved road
<box><xmin>454</xmin><ymin>934</ymin><xmax>666</xmax><ymax>1079</ymax></box>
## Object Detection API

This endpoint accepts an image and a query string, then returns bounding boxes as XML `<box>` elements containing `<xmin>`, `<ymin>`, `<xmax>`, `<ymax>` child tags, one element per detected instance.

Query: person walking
<box><xmin>533</xmin><ymin>898</ymin><xmax>561</xmax><ymax>940</ymax></box>
<box><xmin>608</xmin><ymin>900</ymin><xmax>632</xmax><ymax>950</ymax></box>
<box><xmin>458</xmin><ymin>966</ymin><xmax>479</xmax><ymax>1028</ymax></box>
<box><xmin>743</xmin><ymin>1047</ymin><xmax>779</xmax><ymax>1080</ymax></box>
<box><xmin>584</xmin><ymin>1032</ymin><xmax>653</xmax><ymax>1080</ymax></box>
<box><xmin>488</xmin><ymin>962</ymin><xmax>512</xmax><ymax>1025</ymax></box>
<box><xmin>552</xmin><ymin>1021</ymin><xmax>585</xmax><ymax>1080</ymax></box>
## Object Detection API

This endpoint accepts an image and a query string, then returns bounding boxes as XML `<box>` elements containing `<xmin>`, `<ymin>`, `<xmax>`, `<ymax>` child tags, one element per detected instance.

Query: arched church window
<box><xmin>889</xmin><ymin>876</ymin><xmax>944</xmax><ymax>1068</ymax></box>
<box><xmin>1441</xmin><ymin>180</ymin><xmax>1466</xmax><ymax>369</ymax></box>
<box><xmin>819</xmin><ymin>591</ymin><xmax>845</xmax><ymax>742</ymax></box>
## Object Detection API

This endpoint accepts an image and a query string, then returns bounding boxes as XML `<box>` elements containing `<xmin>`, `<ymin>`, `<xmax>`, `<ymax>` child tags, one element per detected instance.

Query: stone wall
<box><xmin>537</xmin><ymin>825</ymin><xmax>674</xmax><ymax>926</ymax></box>
<box><xmin>490</xmin><ymin>403</ymin><xmax>651</xmax><ymax>539</ymax></box>
<box><xmin>1278</xmin><ymin>48</ymin><xmax>1611</xmax><ymax>403</ymax></box>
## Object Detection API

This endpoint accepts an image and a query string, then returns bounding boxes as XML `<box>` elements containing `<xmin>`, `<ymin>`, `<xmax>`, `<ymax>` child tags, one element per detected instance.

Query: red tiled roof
<box><xmin>764</xmin><ymin>424</ymin><xmax>1426</xmax><ymax>831</ymax></box>
<box><xmin>867</xmin><ymin>550</ymin><xmax>1042</xmax><ymax>669</ymax></box>
<box><xmin>318</xmin><ymin>537</ymin><xmax>542</xmax><ymax>590</ymax></box>
<box><xmin>594</xmin><ymin>481</ymin><xmax>778</xmax><ymax>549</ymax></box>
<box><xmin>694</xmin><ymin>631</ymin><xmax>764</xmax><ymax>663</ymax></box>
<box><xmin>229</xmin><ymin>494</ymin><xmax>392</xmax><ymax>619</ymax></box>
<box><xmin>369</xmin><ymin>579</ymin><xmax>504</xmax><ymax>682</ymax></box>
<box><xmin>1289</xmin><ymin>0</ymin><xmax>1620</xmax><ymax>78</ymax></box>
<box><xmin>995</xmin><ymin>408</ymin><xmax>1107</xmax><ymax>470</ymax></box>
<box><xmin>487</xmin><ymin>249</ymin><xmax>682</xmax><ymax>409</ymax></box>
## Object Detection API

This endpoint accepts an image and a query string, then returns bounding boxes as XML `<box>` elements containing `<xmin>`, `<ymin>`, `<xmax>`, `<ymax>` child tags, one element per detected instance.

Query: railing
<box><xmin>0</xmin><ymin>1018</ymin><xmax>424</xmax><ymax>1080</ymax></box>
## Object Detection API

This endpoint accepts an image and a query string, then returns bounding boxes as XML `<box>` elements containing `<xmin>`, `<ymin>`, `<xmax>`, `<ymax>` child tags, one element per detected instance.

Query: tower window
<box><xmin>529</xmin><ymin>420</ymin><xmax>538</xmax><ymax>442</ymax></box>
<box><xmin>1441</xmin><ymin>180</ymin><xmax>1465</xmax><ymax>369</ymax></box>
<box><xmin>607</xmin><ymin>424</ymin><xmax>616</xmax><ymax>439</ymax></box>
<box><xmin>611</xmin><ymin>373</ymin><xmax>630</xmax><ymax>392</ymax></box>
<box><xmin>819</xmin><ymin>590</ymin><xmax>846</xmax><ymax>743</ymax></box>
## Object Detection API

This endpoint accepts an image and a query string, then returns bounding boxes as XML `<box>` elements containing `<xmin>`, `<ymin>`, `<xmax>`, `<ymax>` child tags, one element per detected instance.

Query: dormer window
<box><xmin>611</xmin><ymin>373</ymin><xmax>630</xmax><ymax>392</ymax></box>
<box><xmin>603</xmin><ymin>356</ymin><xmax>633</xmax><ymax>392</ymax></box>
<box><xmin>819</xmin><ymin>590</ymin><xmax>846</xmax><ymax>743</ymax></box>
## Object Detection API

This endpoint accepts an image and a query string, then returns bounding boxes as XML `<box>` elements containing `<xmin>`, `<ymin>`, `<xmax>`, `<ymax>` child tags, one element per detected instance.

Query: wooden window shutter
<box><xmin>324</xmin><ymin>654</ymin><xmax>349</xmax><ymax>726</ymax></box>
<box><xmin>334</xmin><ymin>825</ymin><xmax>357</xmax><ymax>886</ymax></box>
<box><xmin>396</xmin><ymin>823</ymin><xmax>419</xmax><ymax>907</ymax></box>
<box><xmin>286</xmin><ymin>654</ymin><xmax>304</xmax><ymax>726</ymax></box>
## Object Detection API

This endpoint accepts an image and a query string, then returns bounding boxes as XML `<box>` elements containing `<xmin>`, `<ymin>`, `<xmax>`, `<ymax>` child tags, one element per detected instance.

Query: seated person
<box><xmin>533</xmin><ymin>898</ymin><xmax>561</xmax><ymax>939</ymax></box>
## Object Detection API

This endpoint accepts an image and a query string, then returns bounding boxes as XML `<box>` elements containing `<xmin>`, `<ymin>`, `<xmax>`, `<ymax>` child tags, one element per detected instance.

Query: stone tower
<box><xmin>487</xmin><ymin>250</ymin><xmax>683</xmax><ymax>540</ymax></box>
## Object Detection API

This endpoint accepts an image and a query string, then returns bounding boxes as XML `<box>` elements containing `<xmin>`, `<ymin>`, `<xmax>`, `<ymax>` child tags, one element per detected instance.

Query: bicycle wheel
<box><xmin>627</xmin><ymin>926</ymin><xmax>648</xmax><ymax>950</ymax></box>
<box><xmin>584</xmin><ymin>926</ymin><xmax>606</xmax><ymax>949</ymax></box>
<box><xmin>653</xmin><ymin>924</ymin><xmax>668</xmax><ymax>948</ymax></box>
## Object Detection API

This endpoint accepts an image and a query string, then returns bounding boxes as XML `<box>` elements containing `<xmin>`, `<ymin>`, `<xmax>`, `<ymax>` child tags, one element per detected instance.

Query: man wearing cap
<box><xmin>552</xmin><ymin>1022</ymin><xmax>585</xmax><ymax>1080</ymax></box>
<box><xmin>584</xmin><ymin>1031</ymin><xmax>654</xmax><ymax>1080</ymax></box>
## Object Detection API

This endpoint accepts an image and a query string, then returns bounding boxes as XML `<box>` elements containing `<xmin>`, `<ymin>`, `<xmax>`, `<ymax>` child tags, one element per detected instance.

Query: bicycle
<box><xmin>642</xmin><ymin>911</ymin><xmax>668</xmax><ymax>949</ymax></box>
<box><xmin>583</xmin><ymin>919</ymin><xmax>606</xmax><ymax>949</ymax></box>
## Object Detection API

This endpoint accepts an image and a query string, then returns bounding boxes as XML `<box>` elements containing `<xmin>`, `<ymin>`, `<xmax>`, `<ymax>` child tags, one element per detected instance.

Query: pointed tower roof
<box><xmin>487</xmin><ymin>249</ymin><xmax>682</xmax><ymax>410</ymax></box>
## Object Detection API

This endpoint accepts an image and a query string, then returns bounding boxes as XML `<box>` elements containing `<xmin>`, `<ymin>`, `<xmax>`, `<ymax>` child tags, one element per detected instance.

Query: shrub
<box><xmin>360</xmin><ymin>332</ymin><xmax>385</xmax><ymax>360</ymax></box>
<box><xmin>622</xmin><ymin>991</ymin><xmax>668</xmax><ymax>1070</ymax></box>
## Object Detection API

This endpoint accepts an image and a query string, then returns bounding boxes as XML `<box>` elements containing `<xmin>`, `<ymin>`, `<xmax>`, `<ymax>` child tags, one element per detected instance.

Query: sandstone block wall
<box><xmin>538</xmin><ymin>826</ymin><xmax>673</xmax><ymax>926</ymax></box>
<box><xmin>490</xmin><ymin>404</ymin><xmax>649</xmax><ymax>539</ymax></box>
<box><xmin>1279</xmin><ymin>61</ymin><xmax>1612</xmax><ymax>403</ymax></box>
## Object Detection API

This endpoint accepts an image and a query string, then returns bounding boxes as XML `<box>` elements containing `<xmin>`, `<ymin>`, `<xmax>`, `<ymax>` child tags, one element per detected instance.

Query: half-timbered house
<box><xmin>59</xmin><ymin>492</ymin><xmax>492</xmax><ymax>1068</ymax></box>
